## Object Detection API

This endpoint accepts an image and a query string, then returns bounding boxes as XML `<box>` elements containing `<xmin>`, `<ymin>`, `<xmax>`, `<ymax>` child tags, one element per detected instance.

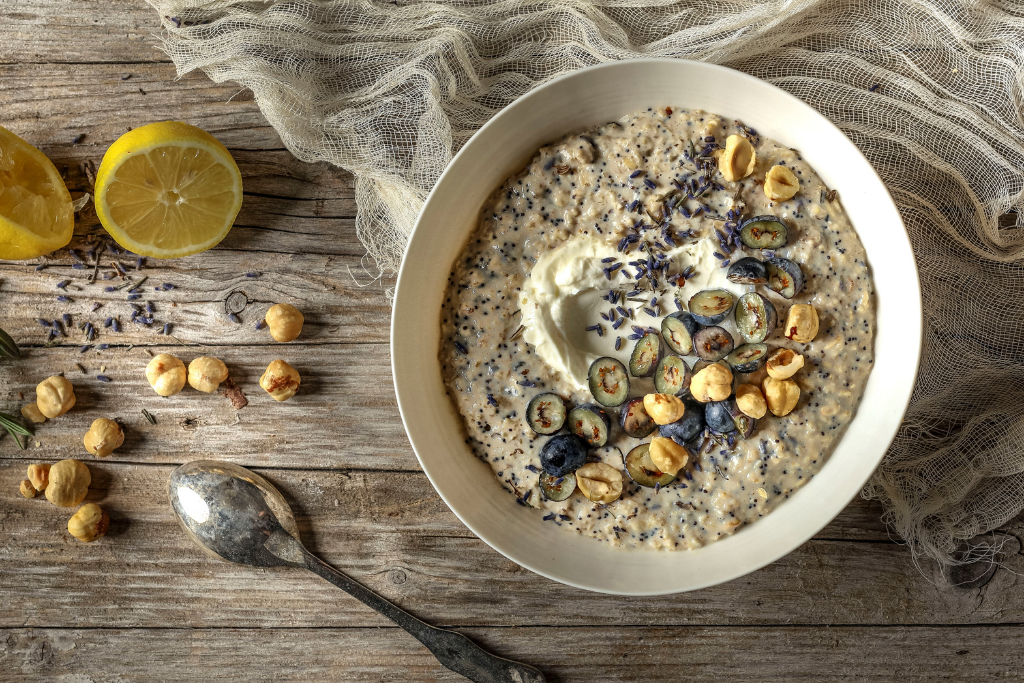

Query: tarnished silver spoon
<box><xmin>168</xmin><ymin>460</ymin><xmax>545</xmax><ymax>683</ymax></box>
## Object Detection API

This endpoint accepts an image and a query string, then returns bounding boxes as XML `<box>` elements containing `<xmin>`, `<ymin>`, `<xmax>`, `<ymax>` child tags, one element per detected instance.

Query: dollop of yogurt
<box><xmin>520</xmin><ymin>235</ymin><xmax>747</xmax><ymax>390</ymax></box>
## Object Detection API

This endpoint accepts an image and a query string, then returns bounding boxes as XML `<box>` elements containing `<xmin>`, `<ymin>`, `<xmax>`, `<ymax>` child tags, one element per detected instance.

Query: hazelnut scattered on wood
<box><xmin>68</xmin><ymin>504</ymin><xmax>109</xmax><ymax>543</ymax></box>
<box><xmin>83</xmin><ymin>418</ymin><xmax>124</xmax><ymax>458</ymax></box>
<box><xmin>265</xmin><ymin>303</ymin><xmax>304</xmax><ymax>342</ymax></box>
<box><xmin>27</xmin><ymin>463</ymin><xmax>50</xmax><ymax>492</ymax></box>
<box><xmin>649</xmin><ymin>437</ymin><xmax>689</xmax><ymax>476</ymax></box>
<box><xmin>146</xmin><ymin>353</ymin><xmax>187</xmax><ymax>396</ymax></box>
<box><xmin>21</xmin><ymin>403</ymin><xmax>47</xmax><ymax>424</ymax></box>
<box><xmin>45</xmin><ymin>459</ymin><xmax>91</xmax><ymax>508</ymax></box>
<box><xmin>188</xmin><ymin>356</ymin><xmax>229</xmax><ymax>393</ymax></box>
<box><xmin>575</xmin><ymin>462</ymin><xmax>623</xmax><ymax>504</ymax></box>
<box><xmin>764</xmin><ymin>164</ymin><xmax>800</xmax><ymax>201</ymax></box>
<box><xmin>260</xmin><ymin>360</ymin><xmax>300</xmax><ymax>401</ymax></box>
<box><xmin>719</xmin><ymin>135</ymin><xmax>756</xmax><ymax>182</ymax></box>
<box><xmin>642</xmin><ymin>393</ymin><xmax>685</xmax><ymax>425</ymax></box>
<box><xmin>36</xmin><ymin>375</ymin><xmax>76</xmax><ymax>418</ymax></box>
<box><xmin>19</xmin><ymin>479</ymin><xmax>37</xmax><ymax>498</ymax></box>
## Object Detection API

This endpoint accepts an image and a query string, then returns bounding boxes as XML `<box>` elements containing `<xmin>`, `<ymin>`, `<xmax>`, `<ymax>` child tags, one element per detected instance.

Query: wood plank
<box><xmin>2</xmin><ymin>625</ymin><xmax>1021</xmax><ymax>682</ymax></box>
<box><xmin>1</xmin><ymin>460</ymin><xmax>1018</xmax><ymax>629</ymax></box>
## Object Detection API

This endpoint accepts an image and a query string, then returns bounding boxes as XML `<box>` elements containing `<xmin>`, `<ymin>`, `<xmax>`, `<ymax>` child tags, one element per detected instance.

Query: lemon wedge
<box><xmin>0</xmin><ymin>126</ymin><xmax>74</xmax><ymax>260</ymax></box>
<box><xmin>95</xmin><ymin>121</ymin><xmax>242</xmax><ymax>258</ymax></box>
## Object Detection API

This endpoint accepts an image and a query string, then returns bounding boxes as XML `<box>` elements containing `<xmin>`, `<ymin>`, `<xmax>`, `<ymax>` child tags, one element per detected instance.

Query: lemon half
<box><xmin>0</xmin><ymin>126</ymin><xmax>74</xmax><ymax>260</ymax></box>
<box><xmin>95</xmin><ymin>121</ymin><xmax>242</xmax><ymax>259</ymax></box>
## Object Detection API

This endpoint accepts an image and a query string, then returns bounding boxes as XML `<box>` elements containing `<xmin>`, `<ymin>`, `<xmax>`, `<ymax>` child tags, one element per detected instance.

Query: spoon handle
<box><xmin>299</xmin><ymin>548</ymin><xmax>546</xmax><ymax>683</ymax></box>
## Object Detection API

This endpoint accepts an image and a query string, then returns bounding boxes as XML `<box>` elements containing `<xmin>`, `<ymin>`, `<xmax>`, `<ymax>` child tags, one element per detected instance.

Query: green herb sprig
<box><xmin>0</xmin><ymin>412</ymin><xmax>30</xmax><ymax>450</ymax></box>
<box><xmin>0</xmin><ymin>326</ymin><xmax>20</xmax><ymax>360</ymax></box>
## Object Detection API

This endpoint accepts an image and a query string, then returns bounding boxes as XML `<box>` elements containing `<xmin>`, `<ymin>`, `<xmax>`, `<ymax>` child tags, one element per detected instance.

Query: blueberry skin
<box><xmin>539</xmin><ymin>434</ymin><xmax>589</xmax><ymax>477</ymax></box>
<box><xmin>669</xmin><ymin>311</ymin><xmax>700</xmax><ymax>337</ymax></box>
<box><xmin>727</xmin><ymin>257</ymin><xmax>768</xmax><ymax>285</ymax></box>
<box><xmin>659</xmin><ymin>399</ymin><xmax>705</xmax><ymax>444</ymax></box>
<box><xmin>705</xmin><ymin>401</ymin><xmax>737</xmax><ymax>434</ymax></box>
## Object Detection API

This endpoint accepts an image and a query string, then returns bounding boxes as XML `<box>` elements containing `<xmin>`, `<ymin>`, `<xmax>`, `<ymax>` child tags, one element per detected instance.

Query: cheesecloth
<box><xmin>146</xmin><ymin>0</ymin><xmax>1024</xmax><ymax>569</ymax></box>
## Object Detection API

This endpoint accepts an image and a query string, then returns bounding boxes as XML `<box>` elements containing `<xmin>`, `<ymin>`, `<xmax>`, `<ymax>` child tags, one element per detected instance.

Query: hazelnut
<box><xmin>146</xmin><ymin>353</ymin><xmax>187</xmax><ymax>396</ymax></box>
<box><xmin>35</xmin><ymin>375</ymin><xmax>76</xmax><ymax>418</ymax></box>
<box><xmin>265</xmin><ymin>303</ymin><xmax>304</xmax><ymax>342</ymax></box>
<box><xmin>575</xmin><ymin>462</ymin><xmax>623</xmax><ymax>504</ymax></box>
<box><xmin>642</xmin><ymin>393</ymin><xmax>685</xmax><ymax>425</ymax></box>
<box><xmin>766</xmin><ymin>348</ymin><xmax>805</xmax><ymax>380</ymax></box>
<box><xmin>27</xmin><ymin>463</ymin><xmax>50</xmax><ymax>492</ymax></box>
<box><xmin>68</xmin><ymin>504</ymin><xmax>109</xmax><ymax>543</ymax></box>
<box><xmin>764</xmin><ymin>164</ymin><xmax>800</xmax><ymax>201</ymax></box>
<box><xmin>188</xmin><ymin>356</ymin><xmax>229</xmax><ymax>393</ymax></box>
<box><xmin>649</xmin><ymin>437</ymin><xmax>689</xmax><ymax>476</ymax></box>
<box><xmin>785</xmin><ymin>304</ymin><xmax>819</xmax><ymax>343</ymax></box>
<box><xmin>689</xmin><ymin>363</ymin><xmax>733</xmax><ymax>403</ymax></box>
<box><xmin>45</xmin><ymin>459</ymin><xmax>91</xmax><ymax>507</ymax></box>
<box><xmin>719</xmin><ymin>134</ymin><xmax>756</xmax><ymax>181</ymax></box>
<box><xmin>735</xmin><ymin>384</ymin><xmax>768</xmax><ymax>419</ymax></box>
<box><xmin>21</xmin><ymin>403</ymin><xmax>46</xmax><ymax>424</ymax></box>
<box><xmin>763</xmin><ymin>377</ymin><xmax>800</xmax><ymax>417</ymax></box>
<box><xmin>19</xmin><ymin>479</ymin><xmax>37</xmax><ymax>498</ymax></box>
<box><xmin>260</xmin><ymin>360</ymin><xmax>300</xmax><ymax>401</ymax></box>
<box><xmin>83</xmin><ymin>418</ymin><xmax>124</xmax><ymax>458</ymax></box>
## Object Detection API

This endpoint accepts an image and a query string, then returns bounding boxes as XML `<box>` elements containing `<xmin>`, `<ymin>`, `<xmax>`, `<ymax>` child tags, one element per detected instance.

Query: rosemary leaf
<box><xmin>0</xmin><ymin>326</ymin><xmax>20</xmax><ymax>359</ymax></box>
<box><xmin>0</xmin><ymin>412</ymin><xmax>31</xmax><ymax>436</ymax></box>
<box><xmin>141</xmin><ymin>408</ymin><xmax>157</xmax><ymax>425</ymax></box>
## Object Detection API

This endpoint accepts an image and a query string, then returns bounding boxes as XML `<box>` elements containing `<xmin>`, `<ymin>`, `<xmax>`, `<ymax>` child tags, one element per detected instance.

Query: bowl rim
<box><xmin>391</xmin><ymin>58</ymin><xmax>922</xmax><ymax>594</ymax></box>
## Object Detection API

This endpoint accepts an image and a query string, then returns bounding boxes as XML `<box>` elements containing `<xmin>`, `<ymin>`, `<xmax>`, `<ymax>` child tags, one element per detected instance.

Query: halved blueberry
<box><xmin>629</xmin><ymin>332</ymin><xmax>661</xmax><ymax>378</ymax></box>
<box><xmin>688</xmin><ymin>289</ymin><xmax>735</xmax><ymax>325</ymax></box>
<box><xmin>624</xmin><ymin>443</ymin><xmax>676</xmax><ymax>488</ymax></box>
<box><xmin>539</xmin><ymin>434</ymin><xmax>588</xmax><ymax>477</ymax></box>
<box><xmin>765</xmin><ymin>258</ymin><xmax>804</xmax><ymax>299</ymax></box>
<box><xmin>661</xmin><ymin>312</ymin><xmax>698</xmax><ymax>356</ymax></box>
<box><xmin>739</xmin><ymin>215</ymin><xmax>788</xmax><ymax>249</ymax></box>
<box><xmin>735</xmin><ymin>292</ymin><xmax>778</xmax><ymax>343</ymax></box>
<box><xmin>727</xmin><ymin>257</ymin><xmax>768</xmax><ymax>285</ymax></box>
<box><xmin>539</xmin><ymin>471</ymin><xmax>576</xmax><ymax>502</ymax></box>
<box><xmin>526</xmin><ymin>393</ymin><xmax>567</xmax><ymax>435</ymax></box>
<box><xmin>693</xmin><ymin>326</ymin><xmax>735</xmax><ymax>362</ymax></box>
<box><xmin>588</xmin><ymin>357</ymin><xmax>630</xmax><ymax>407</ymax></box>
<box><xmin>705</xmin><ymin>401</ymin><xmax>737</xmax><ymax>434</ymax></box>
<box><xmin>568</xmin><ymin>404</ymin><xmax>610</xmax><ymax>448</ymax></box>
<box><xmin>726</xmin><ymin>343</ymin><xmax>769</xmax><ymax>373</ymax></box>
<box><xmin>654</xmin><ymin>356</ymin><xmax>691</xmax><ymax>396</ymax></box>
<box><xmin>619</xmin><ymin>397</ymin><xmax>657</xmax><ymax>438</ymax></box>
<box><xmin>659</xmin><ymin>398</ymin><xmax>705</xmax><ymax>444</ymax></box>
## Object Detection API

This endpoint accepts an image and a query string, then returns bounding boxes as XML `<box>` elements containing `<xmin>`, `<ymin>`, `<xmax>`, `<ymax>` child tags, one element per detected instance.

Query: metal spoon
<box><xmin>168</xmin><ymin>460</ymin><xmax>545</xmax><ymax>683</ymax></box>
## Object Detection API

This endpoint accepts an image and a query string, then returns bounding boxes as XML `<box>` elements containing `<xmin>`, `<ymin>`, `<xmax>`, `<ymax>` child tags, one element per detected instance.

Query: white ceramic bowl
<box><xmin>392</xmin><ymin>59</ymin><xmax>921</xmax><ymax>595</ymax></box>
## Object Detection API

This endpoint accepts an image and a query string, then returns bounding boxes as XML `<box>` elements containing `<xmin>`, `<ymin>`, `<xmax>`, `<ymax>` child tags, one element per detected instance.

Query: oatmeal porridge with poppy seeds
<box><xmin>439</xmin><ymin>107</ymin><xmax>875</xmax><ymax>550</ymax></box>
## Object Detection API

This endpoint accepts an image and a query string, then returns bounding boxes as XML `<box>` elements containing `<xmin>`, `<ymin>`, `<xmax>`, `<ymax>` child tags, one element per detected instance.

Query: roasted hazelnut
<box><xmin>260</xmin><ymin>360</ymin><xmax>300</xmax><ymax>401</ymax></box>
<box><xmin>735</xmin><ymin>384</ymin><xmax>768</xmax><ymax>419</ymax></box>
<box><xmin>642</xmin><ymin>393</ymin><xmax>686</xmax><ymax>425</ymax></box>
<box><xmin>188</xmin><ymin>356</ymin><xmax>229</xmax><ymax>393</ymax></box>
<box><xmin>45</xmin><ymin>459</ymin><xmax>91</xmax><ymax>508</ymax></box>
<box><xmin>719</xmin><ymin>134</ymin><xmax>756</xmax><ymax>182</ymax></box>
<box><xmin>764</xmin><ymin>164</ymin><xmax>800</xmax><ymax>201</ymax></box>
<box><xmin>68</xmin><ymin>504</ymin><xmax>109</xmax><ymax>543</ymax></box>
<box><xmin>689</xmin><ymin>363</ymin><xmax>733</xmax><ymax>403</ymax></box>
<box><xmin>649</xmin><ymin>436</ymin><xmax>689</xmax><ymax>476</ymax></box>
<box><xmin>83</xmin><ymin>418</ymin><xmax>124</xmax><ymax>458</ymax></box>
<box><xmin>785</xmin><ymin>304</ymin><xmax>819</xmax><ymax>343</ymax></box>
<box><xmin>763</xmin><ymin>376</ymin><xmax>801</xmax><ymax>417</ymax></box>
<box><xmin>766</xmin><ymin>348</ymin><xmax>805</xmax><ymax>379</ymax></box>
<box><xmin>146</xmin><ymin>353</ymin><xmax>187</xmax><ymax>396</ymax></box>
<box><xmin>19</xmin><ymin>479</ymin><xmax>36</xmax><ymax>498</ymax></box>
<box><xmin>265</xmin><ymin>303</ymin><xmax>304</xmax><ymax>342</ymax></box>
<box><xmin>21</xmin><ymin>403</ymin><xmax>46</xmax><ymax>424</ymax></box>
<box><xmin>27</xmin><ymin>463</ymin><xmax>50</xmax><ymax>492</ymax></box>
<box><xmin>575</xmin><ymin>462</ymin><xmax>623</xmax><ymax>504</ymax></box>
<box><xmin>36</xmin><ymin>375</ymin><xmax>76</xmax><ymax>418</ymax></box>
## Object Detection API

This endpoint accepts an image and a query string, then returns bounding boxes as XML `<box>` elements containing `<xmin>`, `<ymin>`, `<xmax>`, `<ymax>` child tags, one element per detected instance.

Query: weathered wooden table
<box><xmin>2</xmin><ymin>3</ymin><xmax>1022</xmax><ymax>680</ymax></box>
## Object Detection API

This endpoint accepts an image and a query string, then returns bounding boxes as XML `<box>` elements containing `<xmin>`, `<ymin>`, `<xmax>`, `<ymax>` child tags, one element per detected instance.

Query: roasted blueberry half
<box><xmin>727</xmin><ymin>257</ymin><xmax>768</xmax><ymax>285</ymax></box>
<box><xmin>588</xmin><ymin>356</ymin><xmax>630</xmax><ymax>407</ymax></box>
<box><xmin>526</xmin><ymin>392</ymin><xmax>567</xmax><ymax>435</ymax></box>
<box><xmin>539</xmin><ymin>434</ymin><xmax>588</xmax><ymax>477</ymax></box>
<box><xmin>659</xmin><ymin>399</ymin><xmax>705</xmax><ymax>444</ymax></box>
<box><xmin>539</xmin><ymin>471</ymin><xmax>576</xmax><ymax>502</ymax></box>
<box><xmin>661</xmin><ymin>312</ymin><xmax>699</xmax><ymax>355</ymax></box>
<box><xmin>765</xmin><ymin>257</ymin><xmax>804</xmax><ymax>299</ymax></box>
<box><xmin>739</xmin><ymin>215</ymin><xmax>788</xmax><ymax>250</ymax></box>
<box><xmin>619</xmin><ymin>397</ymin><xmax>657</xmax><ymax>438</ymax></box>
<box><xmin>688</xmin><ymin>289</ymin><xmax>735</xmax><ymax>325</ymax></box>
<box><xmin>705</xmin><ymin>401</ymin><xmax>737</xmax><ymax>434</ymax></box>
<box><xmin>733</xmin><ymin>411</ymin><xmax>757</xmax><ymax>439</ymax></box>
<box><xmin>568</xmin><ymin>403</ymin><xmax>611</xmax><ymax>448</ymax></box>
<box><xmin>624</xmin><ymin>443</ymin><xmax>676</xmax><ymax>488</ymax></box>
<box><xmin>726</xmin><ymin>343</ymin><xmax>769</xmax><ymax>373</ymax></box>
<box><xmin>654</xmin><ymin>356</ymin><xmax>692</xmax><ymax>396</ymax></box>
<box><xmin>629</xmin><ymin>332</ymin><xmax>661</xmax><ymax>377</ymax></box>
<box><xmin>693</xmin><ymin>326</ymin><xmax>735</xmax><ymax>362</ymax></box>
<box><xmin>735</xmin><ymin>292</ymin><xmax>778</xmax><ymax>343</ymax></box>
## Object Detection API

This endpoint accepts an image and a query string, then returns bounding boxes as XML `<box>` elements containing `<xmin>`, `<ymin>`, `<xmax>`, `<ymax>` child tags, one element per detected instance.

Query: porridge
<box><xmin>439</xmin><ymin>108</ymin><xmax>874</xmax><ymax>550</ymax></box>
